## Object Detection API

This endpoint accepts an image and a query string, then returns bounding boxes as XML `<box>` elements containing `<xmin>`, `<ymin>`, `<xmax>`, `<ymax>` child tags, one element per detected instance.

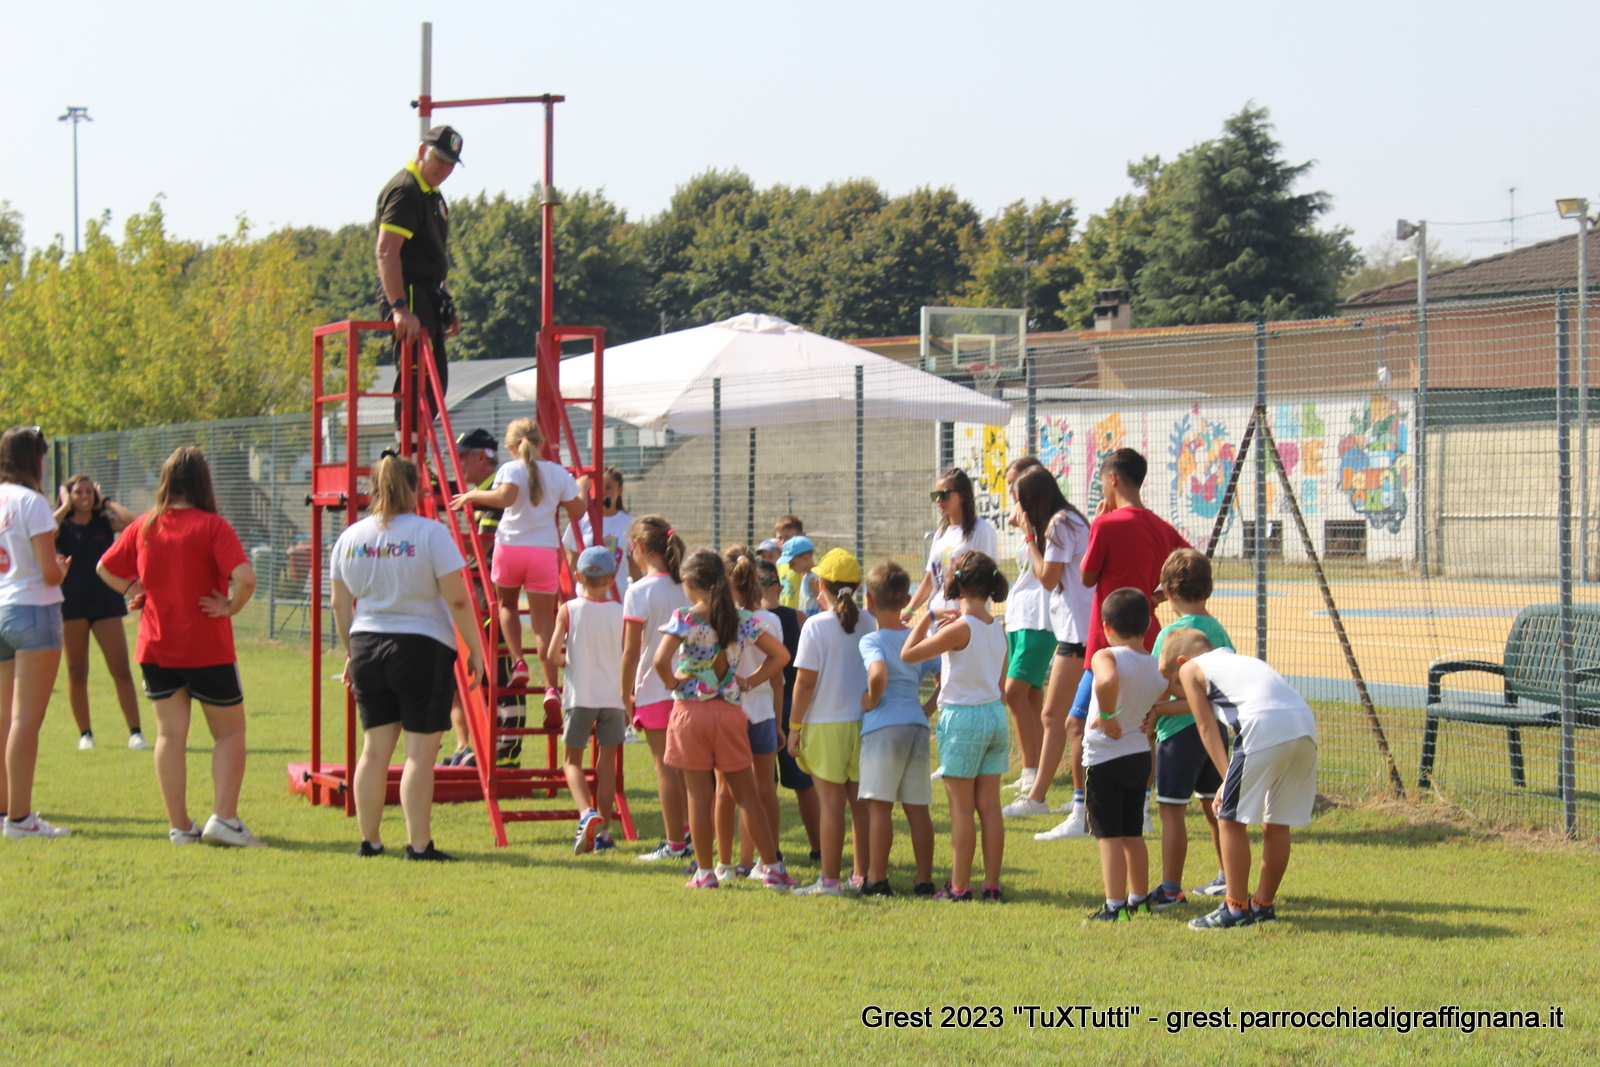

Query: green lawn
<box><xmin>2</xmin><ymin>634</ymin><xmax>1597</xmax><ymax>1066</ymax></box>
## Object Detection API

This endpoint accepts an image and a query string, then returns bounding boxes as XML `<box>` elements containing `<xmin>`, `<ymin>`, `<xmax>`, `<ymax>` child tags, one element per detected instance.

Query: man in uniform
<box><xmin>376</xmin><ymin>125</ymin><xmax>465</xmax><ymax>435</ymax></box>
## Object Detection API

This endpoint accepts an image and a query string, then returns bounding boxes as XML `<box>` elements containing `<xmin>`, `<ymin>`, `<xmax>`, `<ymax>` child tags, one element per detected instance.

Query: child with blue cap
<box><xmin>778</xmin><ymin>535</ymin><xmax>819</xmax><ymax>620</ymax></box>
<box><xmin>550</xmin><ymin>544</ymin><xmax>627</xmax><ymax>853</ymax></box>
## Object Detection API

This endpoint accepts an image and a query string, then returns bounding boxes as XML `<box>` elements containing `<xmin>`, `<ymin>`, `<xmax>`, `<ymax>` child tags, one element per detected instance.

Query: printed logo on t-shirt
<box><xmin>0</xmin><ymin>547</ymin><xmax>9</xmax><ymax>575</ymax></box>
<box><xmin>345</xmin><ymin>541</ymin><xmax>419</xmax><ymax>559</ymax></box>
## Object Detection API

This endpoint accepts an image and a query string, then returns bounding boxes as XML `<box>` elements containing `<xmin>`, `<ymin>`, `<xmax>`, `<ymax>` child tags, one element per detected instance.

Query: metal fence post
<box><xmin>712</xmin><ymin>377</ymin><xmax>722</xmax><ymax>548</ymax></box>
<box><xmin>1025</xmin><ymin>352</ymin><xmax>1037</xmax><ymax>454</ymax></box>
<box><xmin>855</xmin><ymin>364</ymin><xmax>865</xmax><ymax>562</ymax></box>
<box><xmin>1416</xmin><ymin>232</ymin><xmax>1430</xmax><ymax>578</ymax></box>
<box><xmin>1557</xmin><ymin>294</ymin><xmax>1577</xmax><ymax>837</ymax></box>
<box><xmin>1255</xmin><ymin>321</ymin><xmax>1267</xmax><ymax>661</ymax></box>
<box><xmin>746</xmin><ymin>427</ymin><xmax>757</xmax><ymax>547</ymax></box>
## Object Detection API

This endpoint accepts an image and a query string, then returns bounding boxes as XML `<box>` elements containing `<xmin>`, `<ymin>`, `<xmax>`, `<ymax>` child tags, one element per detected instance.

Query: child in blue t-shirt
<box><xmin>857</xmin><ymin>560</ymin><xmax>940</xmax><ymax>897</ymax></box>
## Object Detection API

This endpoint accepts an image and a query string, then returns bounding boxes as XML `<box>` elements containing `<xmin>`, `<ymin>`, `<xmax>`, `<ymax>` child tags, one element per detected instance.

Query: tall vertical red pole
<box><xmin>536</xmin><ymin>99</ymin><xmax>563</xmax><ymax>465</ymax></box>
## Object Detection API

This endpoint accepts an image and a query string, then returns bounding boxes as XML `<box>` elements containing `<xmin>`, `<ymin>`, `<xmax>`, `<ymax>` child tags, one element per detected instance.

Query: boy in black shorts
<box><xmin>1081</xmin><ymin>589</ymin><xmax>1169</xmax><ymax>923</ymax></box>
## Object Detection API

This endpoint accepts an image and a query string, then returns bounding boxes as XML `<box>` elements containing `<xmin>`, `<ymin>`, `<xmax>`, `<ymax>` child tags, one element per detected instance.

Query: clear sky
<box><xmin>3</xmin><ymin>0</ymin><xmax>1596</xmax><ymax>264</ymax></box>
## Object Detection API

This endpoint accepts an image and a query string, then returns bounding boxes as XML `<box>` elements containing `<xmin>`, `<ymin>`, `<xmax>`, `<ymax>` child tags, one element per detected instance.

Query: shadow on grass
<box><xmin>1291</xmin><ymin>820</ymin><xmax>1477</xmax><ymax>847</ymax></box>
<box><xmin>1265</xmin><ymin>894</ymin><xmax>1524</xmax><ymax>938</ymax></box>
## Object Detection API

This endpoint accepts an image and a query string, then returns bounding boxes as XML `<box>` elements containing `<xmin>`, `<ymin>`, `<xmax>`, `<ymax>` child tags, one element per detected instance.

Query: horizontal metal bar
<box><xmin>429</xmin><ymin>94</ymin><xmax>563</xmax><ymax>109</ymax></box>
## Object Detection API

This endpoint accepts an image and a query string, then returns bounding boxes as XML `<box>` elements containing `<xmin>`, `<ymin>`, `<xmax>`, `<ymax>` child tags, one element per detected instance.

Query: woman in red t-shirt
<box><xmin>98</xmin><ymin>447</ymin><xmax>261</xmax><ymax>847</ymax></box>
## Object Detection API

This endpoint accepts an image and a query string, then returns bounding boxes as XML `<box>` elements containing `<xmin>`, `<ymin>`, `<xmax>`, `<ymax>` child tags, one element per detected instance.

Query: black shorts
<box><xmin>1155</xmin><ymin>722</ymin><xmax>1230</xmax><ymax>805</ymax></box>
<box><xmin>1084</xmin><ymin>751</ymin><xmax>1151</xmax><ymax>838</ymax></box>
<box><xmin>141</xmin><ymin>662</ymin><xmax>244</xmax><ymax>707</ymax></box>
<box><xmin>1056</xmin><ymin>641</ymin><xmax>1086</xmax><ymax>659</ymax></box>
<box><xmin>777</xmin><ymin>694</ymin><xmax>813</xmax><ymax>791</ymax></box>
<box><xmin>349</xmin><ymin>632</ymin><xmax>456</xmax><ymax>734</ymax></box>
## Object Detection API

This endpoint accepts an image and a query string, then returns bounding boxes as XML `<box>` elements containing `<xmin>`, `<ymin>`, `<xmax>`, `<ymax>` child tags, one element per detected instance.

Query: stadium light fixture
<box><xmin>1557</xmin><ymin>198</ymin><xmax>1590</xmax><ymax>220</ymax></box>
<box><xmin>1396</xmin><ymin>219</ymin><xmax>1420</xmax><ymax>241</ymax></box>
<box><xmin>58</xmin><ymin>106</ymin><xmax>91</xmax><ymax>254</ymax></box>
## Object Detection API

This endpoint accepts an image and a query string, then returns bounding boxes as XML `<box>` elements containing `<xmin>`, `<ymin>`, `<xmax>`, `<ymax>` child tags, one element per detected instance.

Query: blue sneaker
<box><xmin>573</xmin><ymin>811</ymin><xmax>605</xmax><ymax>854</ymax></box>
<box><xmin>1084</xmin><ymin>902</ymin><xmax>1129</xmax><ymax>923</ymax></box>
<box><xmin>1148</xmin><ymin>886</ymin><xmax>1187</xmax><ymax>911</ymax></box>
<box><xmin>593</xmin><ymin>835</ymin><xmax>616</xmax><ymax>852</ymax></box>
<box><xmin>1189</xmin><ymin>903</ymin><xmax>1256</xmax><ymax>930</ymax></box>
<box><xmin>1192</xmin><ymin>873</ymin><xmax>1227</xmax><ymax>897</ymax></box>
<box><xmin>1250</xmin><ymin>900</ymin><xmax>1277</xmax><ymax>923</ymax></box>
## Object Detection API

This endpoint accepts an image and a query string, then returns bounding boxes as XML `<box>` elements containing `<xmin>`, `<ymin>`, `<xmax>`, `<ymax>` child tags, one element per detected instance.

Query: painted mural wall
<box><xmin>953</xmin><ymin>392</ymin><xmax>1414</xmax><ymax>564</ymax></box>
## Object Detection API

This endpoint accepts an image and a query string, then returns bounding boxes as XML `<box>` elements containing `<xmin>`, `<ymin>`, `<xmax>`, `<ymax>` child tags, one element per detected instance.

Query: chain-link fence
<box><xmin>53</xmin><ymin>291</ymin><xmax>1597</xmax><ymax>836</ymax></box>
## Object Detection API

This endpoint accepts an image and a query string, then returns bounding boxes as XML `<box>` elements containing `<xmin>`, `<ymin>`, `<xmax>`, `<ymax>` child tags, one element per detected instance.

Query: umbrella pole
<box><xmin>747</xmin><ymin>427</ymin><xmax>757</xmax><ymax>547</ymax></box>
<box><xmin>712</xmin><ymin>377</ymin><xmax>722</xmax><ymax>548</ymax></box>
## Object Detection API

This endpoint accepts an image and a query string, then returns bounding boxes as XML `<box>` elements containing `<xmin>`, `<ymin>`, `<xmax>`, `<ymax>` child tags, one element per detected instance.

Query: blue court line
<box><xmin>1211</xmin><ymin>589</ymin><xmax>1285</xmax><ymax>598</ymax></box>
<box><xmin>1286</xmin><ymin>674</ymin><xmax>1432</xmax><ymax>710</ymax></box>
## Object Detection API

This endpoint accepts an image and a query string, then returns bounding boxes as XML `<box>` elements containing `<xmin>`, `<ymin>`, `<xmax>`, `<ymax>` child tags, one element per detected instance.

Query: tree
<box><xmin>1059</xmin><ymin>157</ymin><xmax>1174</xmax><ymax>328</ymax></box>
<box><xmin>964</xmin><ymin>198</ymin><xmax>1079</xmax><ymax>331</ymax></box>
<box><xmin>0</xmin><ymin>204</ymin><xmax>316</xmax><ymax>433</ymax></box>
<box><xmin>0</xmin><ymin>201</ymin><xmax>22</xmax><ymax>268</ymax></box>
<box><xmin>1132</xmin><ymin>106</ymin><xmax>1359</xmax><ymax>326</ymax></box>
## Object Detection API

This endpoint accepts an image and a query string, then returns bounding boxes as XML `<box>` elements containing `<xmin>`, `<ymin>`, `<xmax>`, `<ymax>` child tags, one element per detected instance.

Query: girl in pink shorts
<box><xmin>451</xmin><ymin>418</ymin><xmax>584</xmax><ymax>718</ymax></box>
<box><xmin>652</xmin><ymin>549</ymin><xmax>794</xmax><ymax>889</ymax></box>
<box><xmin>620</xmin><ymin>516</ymin><xmax>692</xmax><ymax>861</ymax></box>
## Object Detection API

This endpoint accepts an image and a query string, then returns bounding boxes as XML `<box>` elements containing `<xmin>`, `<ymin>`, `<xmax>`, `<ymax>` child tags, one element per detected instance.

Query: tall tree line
<box><xmin>1</xmin><ymin>106</ymin><xmax>1364</xmax><ymax>432</ymax></box>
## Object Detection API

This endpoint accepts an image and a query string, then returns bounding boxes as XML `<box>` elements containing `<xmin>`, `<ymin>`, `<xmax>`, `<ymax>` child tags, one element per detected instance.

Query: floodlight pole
<box><xmin>1580</xmin><ymin>211</ymin><xmax>1590</xmax><ymax>582</ymax></box>
<box><xmin>58</xmin><ymin>106</ymin><xmax>91</xmax><ymax>254</ymax></box>
<box><xmin>1399</xmin><ymin>220</ymin><xmax>1430</xmax><ymax>577</ymax></box>
<box><xmin>419</xmin><ymin>23</ymin><xmax>432</xmax><ymax>140</ymax></box>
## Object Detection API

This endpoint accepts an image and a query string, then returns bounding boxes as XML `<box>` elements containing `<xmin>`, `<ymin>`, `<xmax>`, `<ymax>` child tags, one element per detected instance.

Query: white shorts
<box><xmin>857</xmin><ymin>725</ymin><xmax>933</xmax><ymax>806</ymax></box>
<box><xmin>1215</xmin><ymin>735</ymin><xmax>1317</xmax><ymax>827</ymax></box>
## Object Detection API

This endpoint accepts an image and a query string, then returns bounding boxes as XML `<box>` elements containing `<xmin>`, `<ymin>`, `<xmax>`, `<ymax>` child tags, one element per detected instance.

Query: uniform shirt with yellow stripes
<box><xmin>375</xmin><ymin>159</ymin><xmax>450</xmax><ymax>282</ymax></box>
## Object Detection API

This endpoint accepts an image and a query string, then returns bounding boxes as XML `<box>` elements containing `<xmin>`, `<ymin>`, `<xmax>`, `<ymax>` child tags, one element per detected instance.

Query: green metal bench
<box><xmin>1420</xmin><ymin>603</ymin><xmax>1600</xmax><ymax>790</ymax></box>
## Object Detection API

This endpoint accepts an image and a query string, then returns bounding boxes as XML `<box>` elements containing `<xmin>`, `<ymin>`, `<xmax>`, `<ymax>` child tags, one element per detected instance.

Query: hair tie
<box><xmin>954</xmin><ymin>569</ymin><xmax>963</xmax><ymax>578</ymax></box>
<box><xmin>667</xmin><ymin>528</ymin><xmax>676</xmax><ymax>537</ymax></box>
<box><xmin>379</xmin><ymin>447</ymin><xmax>399</xmax><ymax>460</ymax></box>
<box><xmin>837</xmin><ymin>585</ymin><xmax>857</xmax><ymax>600</ymax></box>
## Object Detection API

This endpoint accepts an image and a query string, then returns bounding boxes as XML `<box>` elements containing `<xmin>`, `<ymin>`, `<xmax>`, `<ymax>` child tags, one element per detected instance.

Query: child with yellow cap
<box><xmin>785</xmin><ymin>548</ymin><xmax>877</xmax><ymax>895</ymax></box>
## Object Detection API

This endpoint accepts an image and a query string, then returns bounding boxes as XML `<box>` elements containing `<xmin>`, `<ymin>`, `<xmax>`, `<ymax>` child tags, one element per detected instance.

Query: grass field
<box><xmin>2</xmin><ymin>634</ymin><xmax>1598</xmax><ymax>1067</ymax></box>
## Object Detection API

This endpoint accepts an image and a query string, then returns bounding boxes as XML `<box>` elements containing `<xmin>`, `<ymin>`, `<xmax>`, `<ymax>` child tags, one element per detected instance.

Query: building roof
<box><xmin>1341</xmin><ymin>228</ymin><xmax>1600</xmax><ymax>309</ymax></box>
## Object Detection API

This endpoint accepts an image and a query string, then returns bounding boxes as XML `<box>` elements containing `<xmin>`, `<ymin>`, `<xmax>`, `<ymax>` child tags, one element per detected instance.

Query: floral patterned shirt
<box><xmin>660</xmin><ymin>607</ymin><xmax>766</xmax><ymax>704</ymax></box>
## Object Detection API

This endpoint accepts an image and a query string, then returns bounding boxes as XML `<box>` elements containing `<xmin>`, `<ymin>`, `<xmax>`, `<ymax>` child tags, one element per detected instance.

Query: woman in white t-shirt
<box><xmin>451</xmin><ymin>418</ymin><xmax>585</xmax><ymax>718</ymax></box>
<box><xmin>907</xmin><ymin>467</ymin><xmax>999</xmax><ymax>622</ymax></box>
<box><xmin>1005</xmin><ymin>464</ymin><xmax>1094</xmax><ymax>820</ymax></box>
<box><xmin>998</xmin><ymin>457</ymin><xmax>1053</xmax><ymax>797</ymax></box>
<box><xmin>562</xmin><ymin>465</ymin><xmax>642</xmax><ymax>601</ymax></box>
<box><xmin>0</xmin><ymin>427</ymin><xmax>71</xmax><ymax>840</ymax></box>
<box><xmin>334</xmin><ymin>453</ymin><xmax>486</xmax><ymax>860</ymax></box>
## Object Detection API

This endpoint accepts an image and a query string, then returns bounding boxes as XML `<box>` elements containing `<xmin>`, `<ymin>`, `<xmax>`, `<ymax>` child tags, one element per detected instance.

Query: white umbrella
<box><xmin>503</xmin><ymin>312</ymin><xmax>1010</xmax><ymax>431</ymax></box>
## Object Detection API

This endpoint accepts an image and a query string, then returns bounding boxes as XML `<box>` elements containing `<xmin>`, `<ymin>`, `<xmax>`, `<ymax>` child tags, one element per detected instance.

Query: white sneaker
<box><xmin>3</xmin><ymin>813</ymin><xmax>69</xmax><ymax>839</ymax></box>
<box><xmin>202</xmin><ymin>814</ymin><xmax>267</xmax><ymax>848</ymax></box>
<box><xmin>1034</xmin><ymin>807</ymin><xmax>1090</xmax><ymax>841</ymax></box>
<box><xmin>169</xmin><ymin>821</ymin><xmax>202</xmax><ymax>845</ymax></box>
<box><xmin>78</xmin><ymin>733</ymin><xmax>96</xmax><ymax>751</ymax></box>
<box><xmin>128</xmin><ymin>731</ymin><xmax>151</xmax><ymax>751</ymax></box>
<box><xmin>1052</xmin><ymin>799</ymin><xmax>1076</xmax><ymax>813</ymax></box>
<box><xmin>622</xmin><ymin>725</ymin><xmax>643</xmax><ymax>744</ymax></box>
<box><xmin>747</xmin><ymin>862</ymin><xmax>769</xmax><ymax>881</ymax></box>
<box><xmin>1001</xmin><ymin>796</ymin><xmax>1052</xmax><ymax>817</ymax></box>
<box><xmin>929</xmin><ymin>766</ymin><xmax>945</xmax><ymax>781</ymax></box>
<box><xmin>714</xmin><ymin>862</ymin><xmax>740</xmax><ymax>883</ymax></box>
<box><xmin>1005</xmin><ymin>770</ymin><xmax>1038</xmax><ymax>793</ymax></box>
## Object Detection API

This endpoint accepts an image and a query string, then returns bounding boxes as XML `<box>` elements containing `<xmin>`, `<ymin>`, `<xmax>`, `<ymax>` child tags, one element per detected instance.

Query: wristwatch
<box><xmin>390</xmin><ymin>299</ymin><xmax>409</xmax><ymax>313</ymax></box>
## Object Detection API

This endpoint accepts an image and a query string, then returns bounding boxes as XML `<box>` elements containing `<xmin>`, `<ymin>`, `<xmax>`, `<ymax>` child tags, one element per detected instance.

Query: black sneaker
<box><xmin>981</xmin><ymin>887</ymin><xmax>1004</xmax><ymax>903</ymax></box>
<box><xmin>1250</xmin><ymin>901</ymin><xmax>1278</xmax><ymax>924</ymax></box>
<box><xmin>860</xmin><ymin>879</ymin><xmax>893</xmax><ymax>897</ymax></box>
<box><xmin>1189</xmin><ymin>903</ymin><xmax>1256</xmax><ymax>930</ymax></box>
<box><xmin>1085</xmin><ymin>902</ymin><xmax>1129</xmax><ymax>923</ymax></box>
<box><xmin>403</xmin><ymin>841</ymin><xmax>455</xmax><ymax>862</ymax></box>
<box><xmin>358</xmin><ymin>841</ymin><xmax>385</xmax><ymax>857</ymax></box>
<box><xmin>932</xmin><ymin>883</ymin><xmax>974</xmax><ymax>901</ymax></box>
<box><xmin>912</xmin><ymin>881</ymin><xmax>936</xmax><ymax>897</ymax></box>
<box><xmin>1127</xmin><ymin>895</ymin><xmax>1153</xmax><ymax>916</ymax></box>
<box><xmin>1148</xmin><ymin>885</ymin><xmax>1187</xmax><ymax>911</ymax></box>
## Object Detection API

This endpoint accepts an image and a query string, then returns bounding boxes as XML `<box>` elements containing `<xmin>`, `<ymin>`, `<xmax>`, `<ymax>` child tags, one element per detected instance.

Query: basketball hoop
<box><xmin>967</xmin><ymin>363</ymin><xmax>1006</xmax><ymax>397</ymax></box>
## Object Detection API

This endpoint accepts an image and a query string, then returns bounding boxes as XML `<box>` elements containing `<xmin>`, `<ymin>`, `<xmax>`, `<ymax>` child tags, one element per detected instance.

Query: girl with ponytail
<box><xmin>902</xmin><ymin>550</ymin><xmax>1010</xmax><ymax>900</ymax></box>
<box><xmin>708</xmin><ymin>547</ymin><xmax>784</xmax><ymax>880</ymax></box>
<box><xmin>784</xmin><ymin>548</ymin><xmax>878</xmax><ymax>895</ymax></box>
<box><xmin>621</xmin><ymin>516</ymin><xmax>693</xmax><ymax>862</ymax></box>
<box><xmin>653</xmin><ymin>549</ymin><xmax>794</xmax><ymax>889</ymax></box>
<box><xmin>451</xmin><ymin>417</ymin><xmax>585</xmax><ymax>719</ymax></box>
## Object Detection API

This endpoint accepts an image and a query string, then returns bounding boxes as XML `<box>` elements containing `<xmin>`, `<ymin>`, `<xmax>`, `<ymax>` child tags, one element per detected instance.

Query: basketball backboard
<box><xmin>920</xmin><ymin>307</ymin><xmax>1026</xmax><ymax>374</ymax></box>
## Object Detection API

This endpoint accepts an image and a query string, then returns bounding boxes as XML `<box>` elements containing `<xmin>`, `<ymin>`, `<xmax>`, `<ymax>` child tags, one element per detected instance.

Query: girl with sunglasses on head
<box><xmin>563</xmin><ymin>466</ymin><xmax>642</xmax><ymax>601</ymax></box>
<box><xmin>906</xmin><ymin>468</ymin><xmax>999</xmax><ymax>628</ymax></box>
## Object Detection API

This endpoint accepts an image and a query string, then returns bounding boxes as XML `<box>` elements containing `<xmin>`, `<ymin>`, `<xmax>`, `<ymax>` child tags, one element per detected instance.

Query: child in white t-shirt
<box><xmin>902</xmin><ymin>550</ymin><xmax>1010</xmax><ymax>901</ymax></box>
<box><xmin>562</xmin><ymin>465</ymin><xmax>640</xmax><ymax>601</ymax></box>
<box><xmin>907</xmin><ymin>468</ymin><xmax>1000</xmax><ymax>622</ymax></box>
<box><xmin>450</xmin><ymin>418</ymin><xmax>585</xmax><ymax>720</ymax></box>
<box><xmin>551</xmin><ymin>546</ymin><xmax>628</xmax><ymax>855</ymax></box>
<box><xmin>785</xmin><ymin>549</ymin><xmax>877</xmax><ymax>895</ymax></box>
<box><xmin>1161</xmin><ymin>627</ymin><xmax>1318</xmax><ymax>930</ymax></box>
<box><xmin>1080</xmin><ymin>587</ymin><xmax>1168</xmax><ymax>923</ymax></box>
<box><xmin>619</xmin><ymin>516</ymin><xmax>692</xmax><ymax>862</ymax></box>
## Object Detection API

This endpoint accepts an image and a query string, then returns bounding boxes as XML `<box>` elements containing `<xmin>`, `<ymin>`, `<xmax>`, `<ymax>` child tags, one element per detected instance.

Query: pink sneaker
<box><xmin>543</xmin><ymin>686</ymin><xmax>562</xmax><ymax>719</ymax></box>
<box><xmin>762</xmin><ymin>865</ymin><xmax>799</xmax><ymax>890</ymax></box>
<box><xmin>685</xmin><ymin>869</ymin><xmax>720</xmax><ymax>889</ymax></box>
<box><xmin>507</xmin><ymin>660</ymin><xmax>530</xmax><ymax>687</ymax></box>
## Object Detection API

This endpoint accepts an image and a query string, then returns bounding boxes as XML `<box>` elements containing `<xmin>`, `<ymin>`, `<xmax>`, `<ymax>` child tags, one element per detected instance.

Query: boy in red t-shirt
<box><xmin>1035</xmin><ymin>448</ymin><xmax>1190</xmax><ymax>842</ymax></box>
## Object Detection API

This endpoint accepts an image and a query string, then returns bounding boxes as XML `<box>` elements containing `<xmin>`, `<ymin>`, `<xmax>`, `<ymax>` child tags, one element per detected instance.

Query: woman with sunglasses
<box><xmin>906</xmin><ymin>468</ymin><xmax>999</xmax><ymax>627</ymax></box>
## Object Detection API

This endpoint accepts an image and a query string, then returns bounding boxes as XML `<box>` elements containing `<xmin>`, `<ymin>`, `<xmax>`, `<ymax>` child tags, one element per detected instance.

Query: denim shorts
<box><xmin>0</xmin><ymin>603</ymin><xmax>64</xmax><ymax>661</ymax></box>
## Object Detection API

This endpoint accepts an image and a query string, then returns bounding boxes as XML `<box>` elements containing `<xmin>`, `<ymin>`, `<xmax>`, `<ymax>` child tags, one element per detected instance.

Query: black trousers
<box><xmin>387</xmin><ymin>280</ymin><xmax>449</xmax><ymax>435</ymax></box>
